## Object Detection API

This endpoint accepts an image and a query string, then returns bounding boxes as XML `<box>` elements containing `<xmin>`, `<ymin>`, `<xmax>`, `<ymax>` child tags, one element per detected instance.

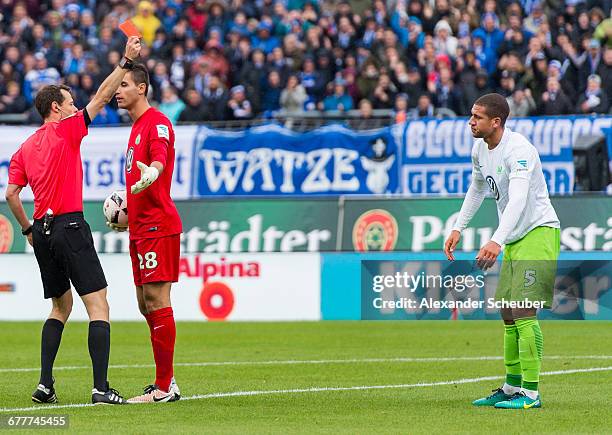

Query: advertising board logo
<box><xmin>199</xmin><ymin>281</ymin><xmax>235</xmax><ymax>320</ymax></box>
<box><xmin>352</xmin><ymin>209</ymin><xmax>399</xmax><ymax>252</ymax></box>
<box><xmin>0</xmin><ymin>214</ymin><xmax>14</xmax><ymax>253</ymax></box>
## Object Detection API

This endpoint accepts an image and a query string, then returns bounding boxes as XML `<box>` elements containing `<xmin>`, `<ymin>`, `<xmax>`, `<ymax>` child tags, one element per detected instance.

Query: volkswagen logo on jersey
<box><xmin>126</xmin><ymin>147</ymin><xmax>134</xmax><ymax>173</ymax></box>
<box><xmin>486</xmin><ymin>176</ymin><xmax>499</xmax><ymax>200</ymax></box>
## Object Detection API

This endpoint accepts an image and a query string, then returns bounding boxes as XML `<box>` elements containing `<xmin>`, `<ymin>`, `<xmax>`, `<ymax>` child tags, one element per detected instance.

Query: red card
<box><xmin>119</xmin><ymin>20</ymin><xmax>142</xmax><ymax>38</ymax></box>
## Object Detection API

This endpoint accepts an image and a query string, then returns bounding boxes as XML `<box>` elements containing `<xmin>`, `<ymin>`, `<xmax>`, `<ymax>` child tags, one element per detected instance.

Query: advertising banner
<box><xmin>0</xmin><ymin>125</ymin><xmax>197</xmax><ymax>201</ymax></box>
<box><xmin>400</xmin><ymin>116</ymin><xmax>612</xmax><ymax>195</ymax></box>
<box><xmin>0</xmin><ymin>253</ymin><xmax>321</xmax><ymax>321</ymax></box>
<box><xmin>191</xmin><ymin>124</ymin><xmax>402</xmax><ymax>196</ymax></box>
<box><xmin>342</xmin><ymin>196</ymin><xmax>612</xmax><ymax>252</ymax></box>
<box><xmin>0</xmin><ymin>198</ymin><xmax>338</xmax><ymax>254</ymax></box>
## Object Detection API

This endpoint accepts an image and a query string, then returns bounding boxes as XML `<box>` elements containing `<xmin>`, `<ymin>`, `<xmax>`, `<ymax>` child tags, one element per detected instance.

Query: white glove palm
<box><xmin>131</xmin><ymin>161</ymin><xmax>159</xmax><ymax>194</ymax></box>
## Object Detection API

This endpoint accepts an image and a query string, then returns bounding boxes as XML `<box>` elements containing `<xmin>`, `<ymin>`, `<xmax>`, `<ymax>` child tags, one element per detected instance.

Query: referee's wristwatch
<box><xmin>119</xmin><ymin>56</ymin><xmax>134</xmax><ymax>70</ymax></box>
<box><xmin>22</xmin><ymin>225</ymin><xmax>33</xmax><ymax>236</ymax></box>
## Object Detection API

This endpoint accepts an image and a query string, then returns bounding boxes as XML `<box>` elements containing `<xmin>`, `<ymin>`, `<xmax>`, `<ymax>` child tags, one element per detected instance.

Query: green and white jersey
<box><xmin>471</xmin><ymin>128</ymin><xmax>560</xmax><ymax>244</ymax></box>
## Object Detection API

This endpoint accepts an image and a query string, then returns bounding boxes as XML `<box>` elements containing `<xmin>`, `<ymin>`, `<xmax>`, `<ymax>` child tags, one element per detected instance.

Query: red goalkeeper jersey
<box><xmin>125</xmin><ymin>107</ymin><xmax>182</xmax><ymax>240</ymax></box>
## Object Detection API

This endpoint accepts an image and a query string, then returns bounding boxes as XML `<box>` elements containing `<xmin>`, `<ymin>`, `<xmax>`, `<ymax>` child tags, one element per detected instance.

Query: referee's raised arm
<box><xmin>85</xmin><ymin>36</ymin><xmax>141</xmax><ymax>121</ymax></box>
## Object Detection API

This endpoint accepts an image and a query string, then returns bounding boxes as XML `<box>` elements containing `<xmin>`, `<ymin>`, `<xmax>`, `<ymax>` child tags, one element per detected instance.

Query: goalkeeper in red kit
<box><xmin>109</xmin><ymin>64</ymin><xmax>182</xmax><ymax>403</ymax></box>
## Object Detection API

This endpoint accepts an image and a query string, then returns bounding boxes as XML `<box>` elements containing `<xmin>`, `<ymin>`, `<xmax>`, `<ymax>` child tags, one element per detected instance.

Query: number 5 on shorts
<box><xmin>524</xmin><ymin>269</ymin><xmax>536</xmax><ymax>287</ymax></box>
<box><xmin>138</xmin><ymin>251</ymin><xmax>158</xmax><ymax>270</ymax></box>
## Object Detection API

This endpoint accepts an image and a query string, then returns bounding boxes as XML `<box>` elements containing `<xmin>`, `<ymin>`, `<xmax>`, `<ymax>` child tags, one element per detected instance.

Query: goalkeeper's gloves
<box><xmin>105</xmin><ymin>221</ymin><xmax>128</xmax><ymax>232</ymax></box>
<box><xmin>131</xmin><ymin>161</ymin><xmax>159</xmax><ymax>194</ymax></box>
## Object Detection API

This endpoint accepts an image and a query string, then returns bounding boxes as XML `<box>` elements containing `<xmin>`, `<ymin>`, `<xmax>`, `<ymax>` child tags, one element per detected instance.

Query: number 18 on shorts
<box><xmin>129</xmin><ymin>235</ymin><xmax>180</xmax><ymax>286</ymax></box>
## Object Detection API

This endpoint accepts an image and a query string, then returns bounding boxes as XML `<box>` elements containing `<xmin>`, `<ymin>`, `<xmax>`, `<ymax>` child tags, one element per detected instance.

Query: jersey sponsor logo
<box><xmin>0</xmin><ymin>214</ymin><xmax>14</xmax><ymax>253</ymax></box>
<box><xmin>352</xmin><ymin>209</ymin><xmax>398</xmax><ymax>252</ymax></box>
<box><xmin>517</xmin><ymin>159</ymin><xmax>527</xmax><ymax>168</ymax></box>
<box><xmin>156</xmin><ymin>124</ymin><xmax>169</xmax><ymax>140</ymax></box>
<box><xmin>486</xmin><ymin>176</ymin><xmax>500</xmax><ymax>200</ymax></box>
<box><xmin>126</xmin><ymin>147</ymin><xmax>134</xmax><ymax>173</ymax></box>
<box><xmin>496</xmin><ymin>165</ymin><xmax>503</xmax><ymax>174</ymax></box>
<box><xmin>135</xmin><ymin>134</ymin><xmax>141</xmax><ymax>145</ymax></box>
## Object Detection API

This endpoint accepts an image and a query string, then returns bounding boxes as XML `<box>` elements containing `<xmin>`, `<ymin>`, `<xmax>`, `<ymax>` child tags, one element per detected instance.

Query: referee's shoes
<box><xmin>92</xmin><ymin>383</ymin><xmax>127</xmax><ymax>405</ymax></box>
<box><xmin>31</xmin><ymin>383</ymin><xmax>57</xmax><ymax>404</ymax></box>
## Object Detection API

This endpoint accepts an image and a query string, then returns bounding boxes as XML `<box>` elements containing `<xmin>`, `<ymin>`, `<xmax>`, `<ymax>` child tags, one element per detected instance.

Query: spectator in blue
<box><xmin>229</xmin><ymin>11</ymin><xmax>250</xmax><ymax>37</ymax></box>
<box><xmin>252</xmin><ymin>21</ymin><xmax>280</xmax><ymax>55</ymax></box>
<box><xmin>159</xmin><ymin>87</ymin><xmax>186</xmax><ymax>124</ymax></box>
<box><xmin>360</xmin><ymin>18</ymin><xmax>377</xmax><ymax>48</ymax></box>
<box><xmin>161</xmin><ymin>4</ymin><xmax>181</xmax><ymax>33</ymax></box>
<box><xmin>63</xmin><ymin>41</ymin><xmax>87</xmax><ymax>75</ymax></box>
<box><xmin>88</xmin><ymin>95</ymin><xmax>120</xmax><ymax>126</ymax></box>
<box><xmin>23</xmin><ymin>53</ymin><xmax>60</xmax><ymax>104</ymax></box>
<box><xmin>80</xmin><ymin>9</ymin><xmax>98</xmax><ymax>48</ymax></box>
<box><xmin>498</xmin><ymin>13</ymin><xmax>531</xmax><ymax>57</ymax></box>
<box><xmin>472</xmin><ymin>13</ymin><xmax>504</xmax><ymax>73</ymax></box>
<box><xmin>204</xmin><ymin>1</ymin><xmax>228</xmax><ymax>39</ymax></box>
<box><xmin>299</xmin><ymin>57</ymin><xmax>325</xmax><ymax>110</ymax></box>
<box><xmin>321</xmin><ymin>79</ymin><xmax>353</xmax><ymax>112</ymax></box>
<box><xmin>262</xmin><ymin>70</ymin><xmax>282</xmax><ymax>113</ymax></box>
<box><xmin>391</xmin><ymin>9</ymin><xmax>410</xmax><ymax>47</ymax></box>
<box><xmin>405</xmin><ymin>16</ymin><xmax>426</xmax><ymax>60</ymax></box>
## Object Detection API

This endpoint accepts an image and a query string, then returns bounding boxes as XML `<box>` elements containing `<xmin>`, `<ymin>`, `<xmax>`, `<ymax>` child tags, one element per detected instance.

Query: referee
<box><xmin>4</xmin><ymin>37</ymin><xmax>141</xmax><ymax>405</ymax></box>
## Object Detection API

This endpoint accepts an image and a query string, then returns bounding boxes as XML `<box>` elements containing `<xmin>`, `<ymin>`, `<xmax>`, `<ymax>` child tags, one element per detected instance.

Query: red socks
<box><xmin>144</xmin><ymin>307</ymin><xmax>176</xmax><ymax>392</ymax></box>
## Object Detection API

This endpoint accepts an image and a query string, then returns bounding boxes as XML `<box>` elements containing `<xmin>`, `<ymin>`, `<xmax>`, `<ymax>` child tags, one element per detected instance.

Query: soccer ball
<box><xmin>103</xmin><ymin>190</ymin><xmax>128</xmax><ymax>228</ymax></box>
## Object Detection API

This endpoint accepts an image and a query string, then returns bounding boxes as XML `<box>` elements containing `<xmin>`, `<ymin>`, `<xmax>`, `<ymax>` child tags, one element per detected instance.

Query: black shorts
<box><xmin>32</xmin><ymin>212</ymin><xmax>107</xmax><ymax>299</ymax></box>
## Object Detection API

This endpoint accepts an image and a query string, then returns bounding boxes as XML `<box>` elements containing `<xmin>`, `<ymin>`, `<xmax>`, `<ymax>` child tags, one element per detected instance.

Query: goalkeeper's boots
<box><xmin>495</xmin><ymin>391</ymin><xmax>541</xmax><ymax>409</ymax></box>
<box><xmin>472</xmin><ymin>388</ymin><xmax>513</xmax><ymax>406</ymax></box>
<box><xmin>92</xmin><ymin>383</ymin><xmax>127</xmax><ymax>405</ymax></box>
<box><xmin>32</xmin><ymin>382</ymin><xmax>57</xmax><ymax>404</ymax></box>
<box><xmin>127</xmin><ymin>384</ymin><xmax>176</xmax><ymax>403</ymax></box>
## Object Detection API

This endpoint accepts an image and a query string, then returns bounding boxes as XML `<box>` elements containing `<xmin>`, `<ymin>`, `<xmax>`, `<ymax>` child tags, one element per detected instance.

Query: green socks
<box><xmin>503</xmin><ymin>323</ymin><xmax>522</xmax><ymax>387</ymax></box>
<box><xmin>515</xmin><ymin>317</ymin><xmax>543</xmax><ymax>391</ymax></box>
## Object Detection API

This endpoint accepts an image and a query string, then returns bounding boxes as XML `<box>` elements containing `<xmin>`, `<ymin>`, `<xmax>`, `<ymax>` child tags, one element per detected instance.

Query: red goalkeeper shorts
<box><xmin>129</xmin><ymin>235</ymin><xmax>180</xmax><ymax>286</ymax></box>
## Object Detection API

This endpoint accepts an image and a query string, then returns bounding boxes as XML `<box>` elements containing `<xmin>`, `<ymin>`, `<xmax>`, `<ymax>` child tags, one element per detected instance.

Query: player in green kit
<box><xmin>444</xmin><ymin>93</ymin><xmax>560</xmax><ymax>409</ymax></box>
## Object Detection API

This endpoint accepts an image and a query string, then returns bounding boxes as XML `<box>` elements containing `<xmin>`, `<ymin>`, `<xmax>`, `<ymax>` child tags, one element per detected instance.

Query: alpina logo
<box><xmin>0</xmin><ymin>214</ymin><xmax>14</xmax><ymax>253</ymax></box>
<box><xmin>179</xmin><ymin>256</ymin><xmax>260</xmax><ymax>282</ymax></box>
<box><xmin>352</xmin><ymin>209</ymin><xmax>398</xmax><ymax>252</ymax></box>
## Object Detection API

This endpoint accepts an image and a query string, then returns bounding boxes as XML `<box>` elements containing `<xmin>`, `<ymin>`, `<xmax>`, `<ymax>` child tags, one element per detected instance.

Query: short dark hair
<box><xmin>474</xmin><ymin>93</ymin><xmax>510</xmax><ymax>126</ymax></box>
<box><xmin>35</xmin><ymin>84</ymin><xmax>72</xmax><ymax>118</ymax></box>
<box><xmin>130</xmin><ymin>63</ymin><xmax>150</xmax><ymax>97</ymax></box>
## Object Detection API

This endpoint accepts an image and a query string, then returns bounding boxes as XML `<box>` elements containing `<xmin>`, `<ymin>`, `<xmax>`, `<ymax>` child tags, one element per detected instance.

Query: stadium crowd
<box><xmin>0</xmin><ymin>0</ymin><xmax>611</xmax><ymax>125</ymax></box>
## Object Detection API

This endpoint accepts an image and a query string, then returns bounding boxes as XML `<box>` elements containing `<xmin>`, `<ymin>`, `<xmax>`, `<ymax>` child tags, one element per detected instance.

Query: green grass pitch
<box><xmin>1</xmin><ymin>321</ymin><xmax>611</xmax><ymax>434</ymax></box>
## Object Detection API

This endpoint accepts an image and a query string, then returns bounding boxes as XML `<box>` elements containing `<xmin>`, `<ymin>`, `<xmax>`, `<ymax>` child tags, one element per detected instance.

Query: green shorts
<box><xmin>495</xmin><ymin>226</ymin><xmax>561</xmax><ymax>309</ymax></box>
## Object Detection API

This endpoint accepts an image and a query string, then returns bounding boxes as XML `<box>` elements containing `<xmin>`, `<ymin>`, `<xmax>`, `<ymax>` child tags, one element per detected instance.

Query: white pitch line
<box><xmin>1</xmin><ymin>355</ymin><xmax>612</xmax><ymax>374</ymax></box>
<box><xmin>1</xmin><ymin>365</ymin><xmax>611</xmax><ymax>413</ymax></box>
